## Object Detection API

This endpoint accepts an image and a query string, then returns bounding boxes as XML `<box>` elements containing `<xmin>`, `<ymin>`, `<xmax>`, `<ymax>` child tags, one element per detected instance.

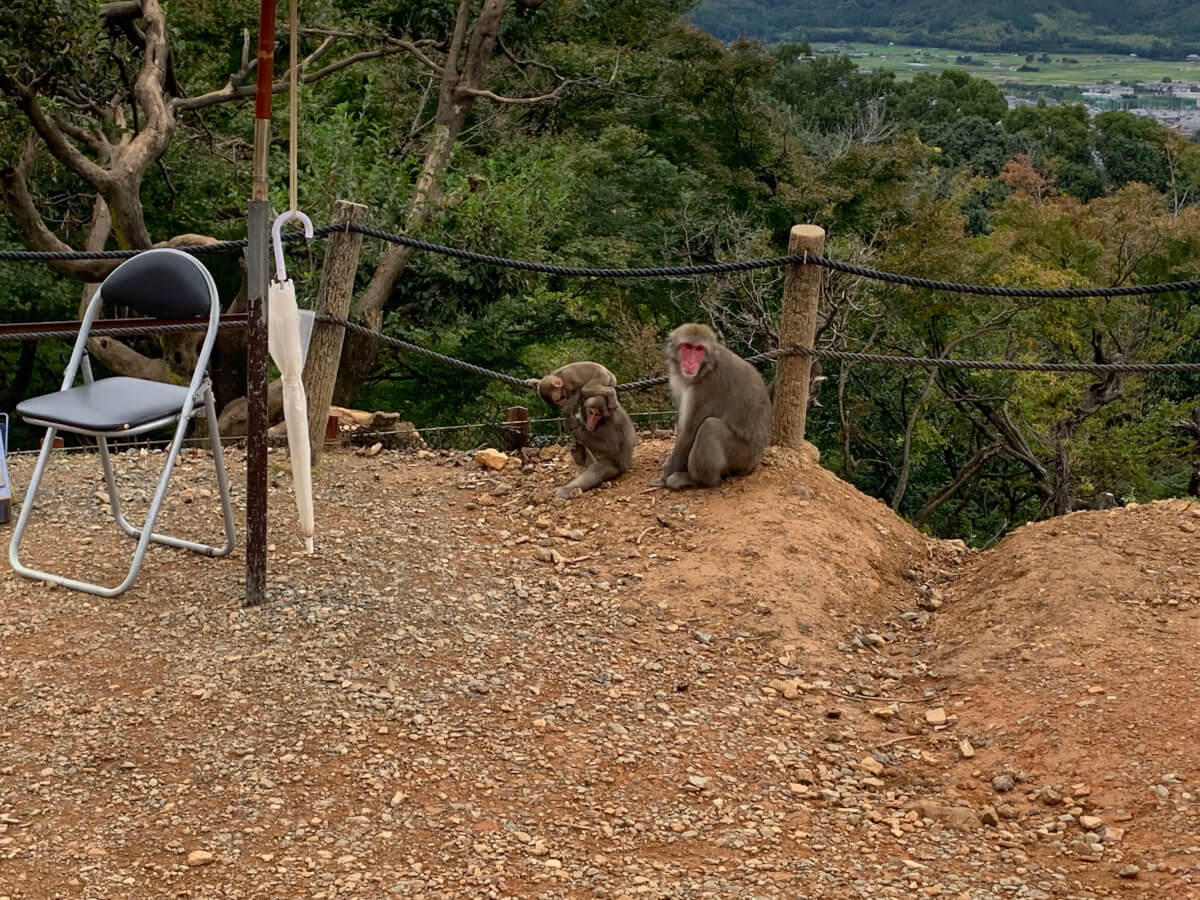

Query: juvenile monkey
<box><xmin>536</xmin><ymin>361</ymin><xmax>618</xmax><ymax>412</ymax></box>
<box><xmin>555</xmin><ymin>391</ymin><xmax>636</xmax><ymax>499</ymax></box>
<box><xmin>652</xmin><ymin>322</ymin><xmax>771</xmax><ymax>490</ymax></box>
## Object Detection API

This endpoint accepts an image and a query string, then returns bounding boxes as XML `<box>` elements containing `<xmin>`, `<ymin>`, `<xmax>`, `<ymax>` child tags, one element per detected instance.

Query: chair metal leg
<box><xmin>205</xmin><ymin>389</ymin><xmax>238</xmax><ymax>557</ymax></box>
<box><xmin>10</xmin><ymin>424</ymin><xmax>144</xmax><ymax>597</ymax></box>
<box><xmin>8</xmin><ymin>388</ymin><xmax>236</xmax><ymax>598</ymax></box>
<box><xmin>97</xmin><ymin>432</ymin><xmax>128</xmax><ymax>531</ymax></box>
<box><xmin>105</xmin><ymin>390</ymin><xmax>235</xmax><ymax>557</ymax></box>
<box><xmin>9</xmin><ymin>425</ymin><xmax>60</xmax><ymax>582</ymax></box>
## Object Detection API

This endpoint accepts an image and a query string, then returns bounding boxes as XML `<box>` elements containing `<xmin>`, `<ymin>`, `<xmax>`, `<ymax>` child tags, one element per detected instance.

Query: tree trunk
<box><xmin>1051</xmin><ymin>341</ymin><xmax>1123</xmax><ymax>515</ymax></box>
<box><xmin>333</xmin><ymin>0</ymin><xmax>512</xmax><ymax>406</ymax></box>
<box><xmin>102</xmin><ymin>166</ymin><xmax>155</xmax><ymax>250</ymax></box>
<box><xmin>217</xmin><ymin>379</ymin><xmax>286</xmax><ymax>436</ymax></box>
<box><xmin>304</xmin><ymin>200</ymin><xmax>367</xmax><ymax>462</ymax></box>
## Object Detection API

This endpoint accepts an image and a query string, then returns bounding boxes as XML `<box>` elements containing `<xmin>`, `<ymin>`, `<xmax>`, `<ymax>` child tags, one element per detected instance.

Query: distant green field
<box><xmin>813</xmin><ymin>41</ymin><xmax>1200</xmax><ymax>87</ymax></box>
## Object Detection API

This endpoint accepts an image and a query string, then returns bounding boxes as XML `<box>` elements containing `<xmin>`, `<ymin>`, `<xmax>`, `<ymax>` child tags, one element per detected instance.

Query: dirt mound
<box><xmin>924</xmin><ymin>499</ymin><xmax>1200</xmax><ymax>889</ymax></box>
<box><xmin>635</xmin><ymin>441</ymin><xmax>936</xmax><ymax>653</ymax></box>
<box><xmin>935</xmin><ymin>498</ymin><xmax>1200</xmax><ymax>665</ymax></box>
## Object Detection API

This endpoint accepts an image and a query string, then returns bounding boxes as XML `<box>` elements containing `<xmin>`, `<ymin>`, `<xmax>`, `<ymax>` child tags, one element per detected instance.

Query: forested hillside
<box><xmin>691</xmin><ymin>0</ymin><xmax>1200</xmax><ymax>56</ymax></box>
<box><xmin>2</xmin><ymin>0</ymin><xmax>1200</xmax><ymax>543</ymax></box>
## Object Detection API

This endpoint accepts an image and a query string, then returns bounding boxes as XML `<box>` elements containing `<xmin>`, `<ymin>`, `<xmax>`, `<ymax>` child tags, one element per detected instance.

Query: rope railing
<box><xmin>5</xmin><ymin>221</ymin><xmax>1200</xmax><ymax>298</ymax></box>
<box><xmin>0</xmin><ymin>318</ymin><xmax>248</xmax><ymax>343</ymax></box>
<box><xmin>316</xmin><ymin>315</ymin><xmax>536</xmax><ymax>390</ymax></box>
<box><xmin>613</xmin><ymin>346</ymin><xmax>1200</xmax><ymax>391</ymax></box>
<box><xmin>4</xmin><ymin>312</ymin><xmax>1200</xmax><ymax>380</ymax></box>
<box><xmin>0</xmin><ymin>225</ymin><xmax>343</xmax><ymax>262</ymax></box>
<box><xmin>4</xmin><ymin>226</ymin><xmax>1200</xmax><ymax>392</ymax></box>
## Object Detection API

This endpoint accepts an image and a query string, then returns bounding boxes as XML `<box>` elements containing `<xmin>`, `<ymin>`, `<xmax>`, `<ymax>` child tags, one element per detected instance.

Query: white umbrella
<box><xmin>269</xmin><ymin>210</ymin><xmax>315</xmax><ymax>553</ymax></box>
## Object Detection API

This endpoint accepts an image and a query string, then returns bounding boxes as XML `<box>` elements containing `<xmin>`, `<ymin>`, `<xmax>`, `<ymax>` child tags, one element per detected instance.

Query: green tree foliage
<box><xmin>1004</xmin><ymin>103</ymin><xmax>1104</xmax><ymax>199</ymax></box>
<box><xmin>1093</xmin><ymin>111</ymin><xmax>1169</xmax><ymax>192</ymax></box>
<box><xmin>893</xmin><ymin>70</ymin><xmax>1009</xmax><ymax>128</ymax></box>
<box><xmin>2</xmin><ymin>9</ymin><xmax>1198</xmax><ymax>541</ymax></box>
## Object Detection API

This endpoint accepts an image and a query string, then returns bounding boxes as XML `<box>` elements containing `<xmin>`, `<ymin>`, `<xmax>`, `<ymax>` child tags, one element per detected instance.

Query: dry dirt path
<box><xmin>0</xmin><ymin>441</ymin><xmax>1196</xmax><ymax>899</ymax></box>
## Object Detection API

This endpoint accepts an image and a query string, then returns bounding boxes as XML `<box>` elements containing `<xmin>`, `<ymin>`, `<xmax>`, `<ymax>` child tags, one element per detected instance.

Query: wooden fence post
<box><xmin>771</xmin><ymin>224</ymin><xmax>825</xmax><ymax>449</ymax></box>
<box><xmin>302</xmin><ymin>200</ymin><xmax>367</xmax><ymax>464</ymax></box>
<box><xmin>504</xmin><ymin>406</ymin><xmax>530</xmax><ymax>452</ymax></box>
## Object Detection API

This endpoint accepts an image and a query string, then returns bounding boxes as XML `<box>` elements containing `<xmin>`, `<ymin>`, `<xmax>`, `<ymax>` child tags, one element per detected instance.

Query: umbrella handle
<box><xmin>271</xmin><ymin>209</ymin><xmax>314</xmax><ymax>282</ymax></box>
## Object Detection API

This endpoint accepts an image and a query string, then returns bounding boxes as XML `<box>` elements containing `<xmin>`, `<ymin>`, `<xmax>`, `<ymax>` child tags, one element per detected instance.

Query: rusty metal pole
<box><xmin>244</xmin><ymin>0</ymin><xmax>277</xmax><ymax>607</ymax></box>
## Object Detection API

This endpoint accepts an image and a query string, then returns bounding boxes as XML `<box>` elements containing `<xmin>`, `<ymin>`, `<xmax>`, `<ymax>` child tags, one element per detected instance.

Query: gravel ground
<box><xmin>0</xmin><ymin>441</ymin><xmax>1196</xmax><ymax>899</ymax></box>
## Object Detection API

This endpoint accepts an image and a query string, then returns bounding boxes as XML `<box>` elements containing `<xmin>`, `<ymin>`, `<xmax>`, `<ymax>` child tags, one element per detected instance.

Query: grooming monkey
<box><xmin>536</xmin><ymin>361</ymin><xmax>618</xmax><ymax>412</ymax></box>
<box><xmin>555</xmin><ymin>390</ymin><xmax>636</xmax><ymax>499</ymax></box>
<box><xmin>652</xmin><ymin>322</ymin><xmax>771</xmax><ymax>490</ymax></box>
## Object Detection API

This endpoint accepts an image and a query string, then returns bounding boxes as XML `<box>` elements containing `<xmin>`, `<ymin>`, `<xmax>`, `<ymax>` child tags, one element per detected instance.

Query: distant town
<box><xmin>1058</xmin><ymin>79</ymin><xmax>1200</xmax><ymax>137</ymax></box>
<box><xmin>818</xmin><ymin>42</ymin><xmax>1200</xmax><ymax>137</ymax></box>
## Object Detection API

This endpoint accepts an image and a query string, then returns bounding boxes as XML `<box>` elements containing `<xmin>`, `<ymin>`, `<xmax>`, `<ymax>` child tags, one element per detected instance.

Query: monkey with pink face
<box><xmin>533</xmin><ymin>361</ymin><xmax>635</xmax><ymax>499</ymax></box>
<box><xmin>652</xmin><ymin>322</ymin><xmax>772</xmax><ymax>490</ymax></box>
<box><xmin>555</xmin><ymin>390</ymin><xmax>636</xmax><ymax>499</ymax></box>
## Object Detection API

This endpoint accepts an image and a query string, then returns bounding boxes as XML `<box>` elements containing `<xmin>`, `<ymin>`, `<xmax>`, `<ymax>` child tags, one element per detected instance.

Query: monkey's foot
<box><xmin>665</xmin><ymin>472</ymin><xmax>697</xmax><ymax>490</ymax></box>
<box><xmin>554</xmin><ymin>485</ymin><xmax>584</xmax><ymax>500</ymax></box>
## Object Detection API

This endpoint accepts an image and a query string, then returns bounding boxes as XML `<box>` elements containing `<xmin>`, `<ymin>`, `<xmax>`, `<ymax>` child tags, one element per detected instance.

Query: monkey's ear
<box><xmin>551</xmin><ymin>376</ymin><xmax>564</xmax><ymax>389</ymax></box>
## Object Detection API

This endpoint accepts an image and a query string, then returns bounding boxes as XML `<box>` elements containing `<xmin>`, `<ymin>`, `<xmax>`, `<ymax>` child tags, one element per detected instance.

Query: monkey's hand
<box><xmin>554</xmin><ymin>485</ymin><xmax>583</xmax><ymax>500</ymax></box>
<box><xmin>647</xmin><ymin>475</ymin><xmax>667</xmax><ymax>487</ymax></box>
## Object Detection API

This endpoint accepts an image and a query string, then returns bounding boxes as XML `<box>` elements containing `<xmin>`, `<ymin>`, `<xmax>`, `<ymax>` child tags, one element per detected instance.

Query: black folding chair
<box><xmin>8</xmin><ymin>248</ymin><xmax>236</xmax><ymax>597</ymax></box>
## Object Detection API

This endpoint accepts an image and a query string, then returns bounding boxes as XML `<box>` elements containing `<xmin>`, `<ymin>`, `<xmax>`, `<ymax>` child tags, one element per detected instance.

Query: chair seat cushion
<box><xmin>17</xmin><ymin>377</ymin><xmax>191</xmax><ymax>433</ymax></box>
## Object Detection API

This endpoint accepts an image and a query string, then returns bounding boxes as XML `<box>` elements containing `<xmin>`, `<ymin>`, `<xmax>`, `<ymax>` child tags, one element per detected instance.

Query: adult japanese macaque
<box><xmin>555</xmin><ymin>392</ymin><xmax>636</xmax><ymax>499</ymax></box>
<box><xmin>536</xmin><ymin>361</ymin><xmax>617</xmax><ymax>412</ymax></box>
<box><xmin>652</xmin><ymin>322</ymin><xmax>772</xmax><ymax>490</ymax></box>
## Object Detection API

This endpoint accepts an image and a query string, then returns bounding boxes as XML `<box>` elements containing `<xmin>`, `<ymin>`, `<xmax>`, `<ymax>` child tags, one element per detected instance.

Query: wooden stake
<box><xmin>302</xmin><ymin>200</ymin><xmax>366</xmax><ymax>464</ymax></box>
<box><xmin>771</xmin><ymin>224</ymin><xmax>825</xmax><ymax>449</ymax></box>
<box><xmin>504</xmin><ymin>406</ymin><xmax>530</xmax><ymax>452</ymax></box>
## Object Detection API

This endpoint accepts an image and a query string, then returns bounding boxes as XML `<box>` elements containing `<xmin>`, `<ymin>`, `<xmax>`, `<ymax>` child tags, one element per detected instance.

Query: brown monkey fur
<box><xmin>537</xmin><ymin>361</ymin><xmax>618</xmax><ymax>413</ymax></box>
<box><xmin>653</xmin><ymin>322</ymin><xmax>771</xmax><ymax>490</ymax></box>
<box><xmin>555</xmin><ymin>392</ymin><xmax>636</xmax><ymax>499</ymax></box>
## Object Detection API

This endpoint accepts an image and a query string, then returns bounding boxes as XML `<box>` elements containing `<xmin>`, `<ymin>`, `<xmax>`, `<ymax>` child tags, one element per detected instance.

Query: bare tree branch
<box><xmin>891</xmin><ymin>307</ymin><xmax>1019</xmax><ymax>511</ymax></box>
<box><xmin>460</xmin><ymin>82</ymin><xmax>573</xmax><ymax>104</ymax></box>
<box><xmin>50</xmin><ymin>114</ymin><xmax>111</xmax><ymax>158</ymax></box>
<box><xmin>913</xmin><ymin>442</ymin><xmax>1002</xmax><ymax>528</ymax></box>
<box><xmin>0</xmin><ymin>134</ymin><xmax>117</xmax><ymax>281</ymax></box>
<box><xmin>0</xmin><ymin>73</ymin><xmax>113</xmax><ymax>189</ymax></box>
<box><xmin>300</xmin><ymin>26</ymin><xmax>445</xmax><ymax>76</ymax></box>
<box><xmin>173</xmin><ymin>45</ymin><xmax>413</xmax><ymax>112</ymax></box>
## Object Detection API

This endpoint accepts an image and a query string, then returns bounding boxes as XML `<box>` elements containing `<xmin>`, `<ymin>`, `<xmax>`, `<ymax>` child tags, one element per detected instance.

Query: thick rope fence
<box><xmin>4</xmin><ymin>313</ymin><xmax>1200</xmax><ymax>383</ymax></box>
<box><xmin>7</xmin><ymin>221</ymin><xmax>1200</xmax><ymax>296</ymax></box>
<box><xmin>5</xmin><ymin>223</ymin><xmax>1200</xmax><ymax>388</ymax></box>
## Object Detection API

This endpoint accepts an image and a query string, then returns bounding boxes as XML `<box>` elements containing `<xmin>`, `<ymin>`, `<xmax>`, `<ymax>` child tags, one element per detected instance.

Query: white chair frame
<box><xmin>8</xmin><ymin>249</ymin><xmax>236</xmax><ymax>597</ymax></box>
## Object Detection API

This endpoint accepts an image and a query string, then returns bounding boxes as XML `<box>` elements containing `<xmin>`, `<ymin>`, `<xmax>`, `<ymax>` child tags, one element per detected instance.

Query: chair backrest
<box><xmin>62</xmin><ymin>248</ymin><xmax>221</xmax><ymax>396</ymax></box>
<box><xmin>101</xmin><ymin>249</ymin><xmax>213</xmax><ymax>319</ymax></box>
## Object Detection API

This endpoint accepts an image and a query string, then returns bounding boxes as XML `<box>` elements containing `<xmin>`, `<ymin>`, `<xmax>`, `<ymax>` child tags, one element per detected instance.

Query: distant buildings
<box><xmin>1008</xmin><ymin>79</ymin><xmax>1200</xmax><ymax>136</ymax></box>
